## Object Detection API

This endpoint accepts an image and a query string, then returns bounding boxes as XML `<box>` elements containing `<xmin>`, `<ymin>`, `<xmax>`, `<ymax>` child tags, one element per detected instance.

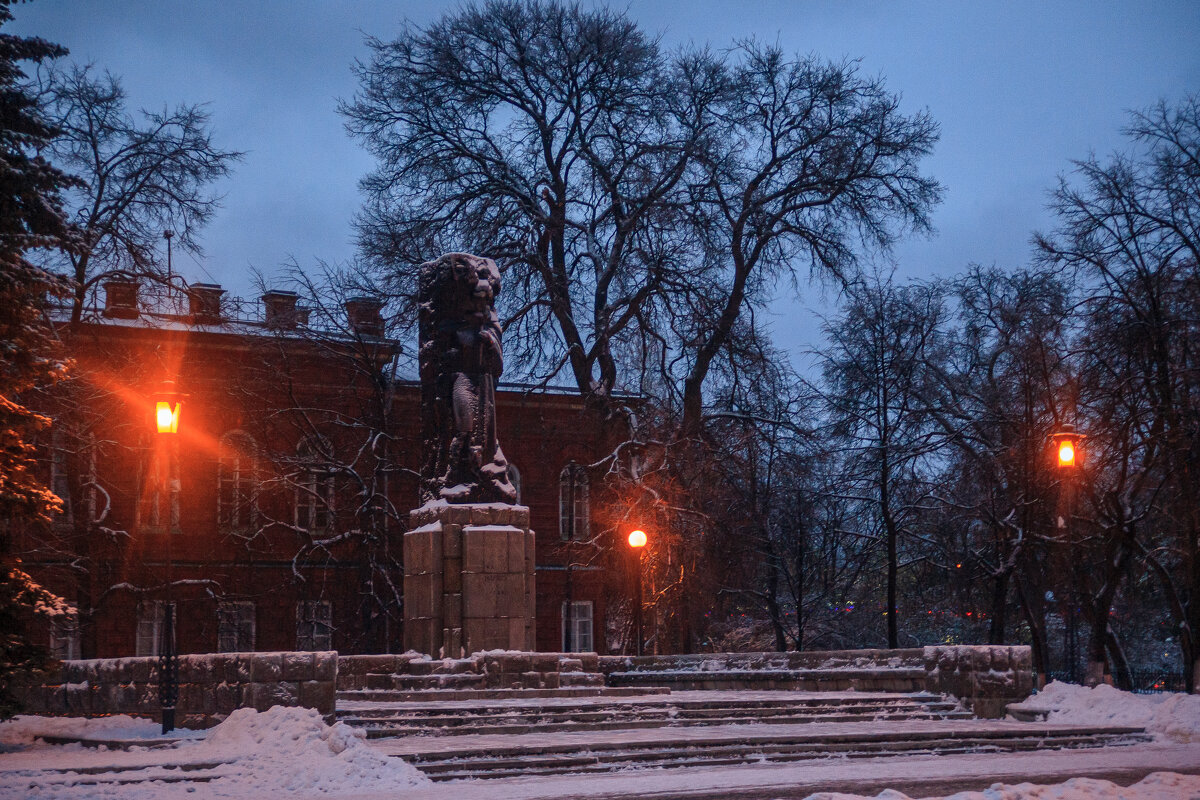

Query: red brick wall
<box><xmin>21</xmin><ymin>318</ymin><xmax>622</xmax><ymax>658</ymax></box>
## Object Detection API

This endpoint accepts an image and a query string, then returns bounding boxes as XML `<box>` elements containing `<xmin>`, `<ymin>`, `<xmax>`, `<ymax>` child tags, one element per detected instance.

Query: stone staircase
<box><xmin>337</xmin><ymin>690</ymin><xmax>972</xmax><ymax>738</ymax></box>
<box><xmin>335</xmin><ymin>647</ymin><xmax>1154</xmax><ymax>784</ymax></box>
<box><xmin>376</xmin><ymin>721</ymin><xmax>1153</xmax><ymax>781</ymax></box>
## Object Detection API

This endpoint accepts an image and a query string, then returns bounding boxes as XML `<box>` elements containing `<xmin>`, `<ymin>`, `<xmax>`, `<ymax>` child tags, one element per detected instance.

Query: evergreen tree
<box><xmin>0</xmin><ymin>0</ymin><xmax>79</xmax><ymax>718</ymax></box>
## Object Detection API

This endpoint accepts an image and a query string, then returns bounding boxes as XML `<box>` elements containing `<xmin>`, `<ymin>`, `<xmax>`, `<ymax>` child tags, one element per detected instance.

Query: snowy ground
<box><xmin>1</xmin><ymin>682</ymin><xmax>1197</xmax><ymax>799</ymax></box>
<box><xmin>1010</xmin><ymin>681</ymin><xmax>1200</xmax><ymax>741</ymax></box>
<box><xmin>0</xmin><ymin>706</ymin><xmax>430</xmax><ymax>798</ymax></box>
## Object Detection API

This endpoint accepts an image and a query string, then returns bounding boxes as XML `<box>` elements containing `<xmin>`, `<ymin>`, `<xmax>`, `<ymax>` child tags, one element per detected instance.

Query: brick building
<box><xmin>21</xmin><ymin>277</ymin><xmax>621</xmax><ymax>660</ymax></box>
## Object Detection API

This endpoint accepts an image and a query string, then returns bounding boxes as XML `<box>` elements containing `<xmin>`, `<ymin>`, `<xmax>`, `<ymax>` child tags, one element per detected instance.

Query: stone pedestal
<box><xmin>403</xmin><ymin>503</ymin><xmax>536</xmax><ymax>657</ymax></box>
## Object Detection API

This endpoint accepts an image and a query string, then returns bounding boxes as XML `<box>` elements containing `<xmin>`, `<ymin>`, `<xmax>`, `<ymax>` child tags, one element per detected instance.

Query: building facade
<box><xmin>20</xmin><ymin>278</ymin><xmax>621</xmax><ymax>660</ymax></box>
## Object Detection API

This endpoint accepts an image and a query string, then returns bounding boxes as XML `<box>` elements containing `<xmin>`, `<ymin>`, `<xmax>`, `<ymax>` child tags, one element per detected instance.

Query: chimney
<box><xmin>262</xmin><ymin>290</ymin><xmax>301</xmax><ymax>330</ymax></box>
<box><xmin>102</xmin><ymin>279</ymin><xmax>140</xmax><ymax>319</ymax></box>
<box><xmin>344</xmin><ymin>297</ymin><xmax>384</xmax><ymax>337</ymax></box>
<box><xmin>187</xmin><ymin>283</ymin><xmax>224</xmax><ymax>323</ymax></box>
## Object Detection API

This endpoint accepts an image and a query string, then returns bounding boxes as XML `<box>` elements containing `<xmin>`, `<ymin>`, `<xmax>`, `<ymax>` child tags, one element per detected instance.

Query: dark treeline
<box><xmin>633</xmin><ymin>98</ymin><xmax>1200</xmax><ymax>693</ymax></box>
<box><xmin>338</xmin><ymin>1</ymin><xmax>1198</xmax><ymax>689</ymax></box>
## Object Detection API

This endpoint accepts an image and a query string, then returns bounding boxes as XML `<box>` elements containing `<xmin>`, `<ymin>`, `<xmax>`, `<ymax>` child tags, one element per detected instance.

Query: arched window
<box><xmin>558</xmin><ymin>462</ymin><xmax>589</xmax><ymax>541</ymax></box>
<box><xmin>218</xmin><ymin>432</ymin><xmax>258</xmax><ymax>533</ymax></box>
<box><xmin>295</xmin><ymin>437</ymin><xmax>334</xmax><ymax>532</ymax></box>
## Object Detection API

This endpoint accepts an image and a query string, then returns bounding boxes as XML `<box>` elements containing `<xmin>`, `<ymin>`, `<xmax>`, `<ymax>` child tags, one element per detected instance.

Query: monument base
<box><xmin>403</xmin><ymin>502</ymin><xmax>535</xmax><ymax>657</ymax></box>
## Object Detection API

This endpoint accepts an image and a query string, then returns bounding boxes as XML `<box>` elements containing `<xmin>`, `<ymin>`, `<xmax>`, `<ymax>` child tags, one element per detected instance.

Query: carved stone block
<box><xmin>403</xmin><ymin>502</ymin><xmax>534</xmax><ymax>656</ymax></box>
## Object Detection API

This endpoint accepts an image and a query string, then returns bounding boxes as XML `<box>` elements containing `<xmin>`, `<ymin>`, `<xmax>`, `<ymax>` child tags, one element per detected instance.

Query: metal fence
<box><xmin>1045</xmin><ymin>669</ymin><xmax>1187</xmax><ymax>694</ymax></box>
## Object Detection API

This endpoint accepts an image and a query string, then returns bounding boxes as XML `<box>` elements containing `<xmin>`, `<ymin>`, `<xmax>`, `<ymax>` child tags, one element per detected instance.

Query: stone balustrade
<box><xmin>15</xmin><ymin>651</ymin><xmax>337</xmax><ymax>729</ymax></box>
<box><xmin>15</xmin><ymin>645</ymin><xmax>1033</xmax><ymax>725</ymax></box>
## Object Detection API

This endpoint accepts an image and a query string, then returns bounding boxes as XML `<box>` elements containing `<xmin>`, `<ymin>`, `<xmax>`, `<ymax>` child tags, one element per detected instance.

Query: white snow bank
<box><xmin>803</xmin><ymin>772</ymin><xmax>1200</xmax><ymax>800</ymax></box>
<box><xmin>196</xmin><ymin>706</ymin><xmax>430</xmax><ymax>794</ymax></box>
<box><xmin>0</xmin><ymin>714</ymin><xmax>198</xmax><ymax>746</ymax></box>
<box><xmin>0</xmin><ymin>706</ymin><xmax>429</xmax><ymax>798</ymax></box>
<box><xmin>1013</xmin><ymin>681</ymin><xmax>1200</xmax><ymax>742</ymax></box>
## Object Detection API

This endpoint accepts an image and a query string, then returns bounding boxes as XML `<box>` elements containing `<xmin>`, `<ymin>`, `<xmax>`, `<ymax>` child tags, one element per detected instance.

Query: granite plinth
<box><xmin>403</xmin><ymin>503</ymin><xmax>535</xmax><ymax>657</ymax></box>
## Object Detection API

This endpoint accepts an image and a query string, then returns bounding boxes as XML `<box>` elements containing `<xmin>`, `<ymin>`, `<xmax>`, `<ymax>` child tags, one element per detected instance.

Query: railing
<box><xmin>1045</xmin><ymin>669</ymin><xmax>1187</xmax><ymax>694</ymax></box>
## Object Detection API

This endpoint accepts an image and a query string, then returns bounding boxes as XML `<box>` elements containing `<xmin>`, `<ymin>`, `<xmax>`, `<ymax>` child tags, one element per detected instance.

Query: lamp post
<box><xmin>1050</xmin><ymin>424</ymin><xmax>1084</xmax><ymax>684</ymax></box>
<box><xmin>627</xmin><ymin>529</ymin><xmax>647</xmax><ymax>657</ymax></box>
<box><xmin>153</xmin><ymin>381</ymin><xmax>182</xmax><ymax>734</ymax></box>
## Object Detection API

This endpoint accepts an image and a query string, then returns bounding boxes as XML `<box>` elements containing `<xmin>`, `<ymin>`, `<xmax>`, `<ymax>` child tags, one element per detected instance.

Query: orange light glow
<box><xmin>628</xmin><ymin>530</ymin><xmax>647</xmax><ymax>549</ymax></box>
<box><xmin>156</xmin><ymin>401</ymin><xmax>180</xmax><ymax>434</ymax></box>
<box><xmin>1057</xmin><ymin>440</ymin><xmax>1075</xmax><ymax>467</ymax></box>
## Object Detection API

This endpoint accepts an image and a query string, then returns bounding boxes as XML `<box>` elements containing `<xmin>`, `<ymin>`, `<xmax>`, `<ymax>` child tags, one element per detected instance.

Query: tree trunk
<box><xmin>1015</xmin><ymin>576</ymin><xmax>1049</xmax><ymax>683</ymax></box>
<box><xmin>988</xmin><ymin>569</ymin><xmax>1009</xmax><ymax>644</ymax></box>
<box><xmin>880</xmin><ymin>474</ymin><xmax>899</xmax><ymax>649</ymax></box>
<box><xmin>1106</xmin><ymin>626</ymin><xmax>1133</xmax><ymax>691</ymax></box>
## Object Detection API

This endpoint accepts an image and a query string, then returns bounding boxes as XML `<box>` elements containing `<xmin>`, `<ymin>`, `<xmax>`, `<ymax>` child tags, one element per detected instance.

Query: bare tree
<box><xmin>1038</xmin><ymin>95</ymin><xmax>1200</xmax><ymax>691</ymax></box>
<box><xmin>344</xmin><ymin>3</ymin><xmax>940</xmax><ymax>428</ymax></box>
<box><xmin>343</xmin><ymin>0</ymin><xmax>719</xmax><ymax>404</ymax></box>
<box><xmin>923</xmin><ymin>265</ymin><xmax>1072</xmax><ymax>670</ymax></box>
<box><xmin>816</xmin><ymin>275</ymin><xmax>946</xmax><ymax>648</ymax></box>
<box><xmin>37</xmin><ymin>64</ymin><xmax>242</xmax><ymax>323</ymax></box>
<box><xmin>678</xmin><ymin>45</ymin><xmax>941</xmax><ymax>437</ymax></box>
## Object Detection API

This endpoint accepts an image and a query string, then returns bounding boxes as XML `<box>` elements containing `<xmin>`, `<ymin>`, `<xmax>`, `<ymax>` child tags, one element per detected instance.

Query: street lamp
<box><xmin>152</xmin><ymin>381</ymin><xmax>182</xmax><ymax>734</ymax></box>
<box><xmin>1050</xmin><ymin>424</ymin><xmax>1084</xmax><ymax>470</ymax></box>
<box><xmin>628</xmin><ymin>530</ymin><xmax>647</xmax><ymax>656</ymax></box>
<box><xmin>1049</xmin><ymin>423</ymin><xmax>1084</xmax><ymax>685</ymax></box>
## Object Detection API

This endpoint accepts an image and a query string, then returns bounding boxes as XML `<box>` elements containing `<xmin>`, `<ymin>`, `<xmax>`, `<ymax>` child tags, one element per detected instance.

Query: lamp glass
<box><xmin>1057</xmin><ymin>440</ymin><xmax>1075</xmax><ymax>467</ymax></box>
<box><xmin>156</xmin><ymin>401</ymin><xmax>180</xmax><ymax>434</ymax></box>
<box><xmin>628</xmin><ymin>530</ymin><xmax>647</xmax><ymax>548</ymax></box>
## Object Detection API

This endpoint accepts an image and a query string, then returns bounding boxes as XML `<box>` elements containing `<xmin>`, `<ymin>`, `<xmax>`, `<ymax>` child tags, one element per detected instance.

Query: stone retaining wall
<box><xmin>17</xmin><ymin>651</ymin><xmax>337</xmax><ymax>729</ymax></box>
<box><xmin>924</xmin><ymin>644</ymin><xmax>1033</xmax><ymax>718</ymax></box>
<box><xmin>598</xmin><ymin>645</ymin><xmax>1033</xmax><ymax>717</ymax></box>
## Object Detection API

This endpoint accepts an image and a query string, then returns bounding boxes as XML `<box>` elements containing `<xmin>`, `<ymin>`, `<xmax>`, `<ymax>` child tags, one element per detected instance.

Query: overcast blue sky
<box><xmin>12</xmin><ymin>1</ymin><xmax>1200</xmax><ymax>357</ymax></box>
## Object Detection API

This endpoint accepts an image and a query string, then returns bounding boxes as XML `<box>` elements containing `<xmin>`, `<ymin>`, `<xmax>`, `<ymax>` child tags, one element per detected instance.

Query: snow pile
<box><xmin>803</xmin><ymin>772</ymin><xmax>1200</xmax><ymax>800</ymax></box>
<box><xmin>1</xmin><ymin>706</ymin><xmax>429</xmax><ymax>798</ymax></box>
<box><xmin>1021</xmin><ymin>681</ymin><xmax>1200</xmax><ymax>741</ymax></box>
<box><xmin>0</xmin><ymin>714</ymin><xmax>185</xmax><ymax>747</ymax></box>
<box><xmin>196</xmin><ymin>706</ymin><xmax>430</xmax><ymax>794</ymax></box>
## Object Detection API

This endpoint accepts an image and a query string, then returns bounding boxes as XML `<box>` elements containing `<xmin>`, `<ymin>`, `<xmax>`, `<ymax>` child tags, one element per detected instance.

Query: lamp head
<box><xmin>156</xmin><ymin>401</ymin><xmax>180</xmax><ymax>434</ymax></box>
<box><xmin>1050</xmin><ymin>424</ymin><xmax>1083</xmax><ymax>470</ymax></box>
<box><xmin>628</xmin><ymin>529</ymin><xmax>647</xmax><ymax>549</ymax></box>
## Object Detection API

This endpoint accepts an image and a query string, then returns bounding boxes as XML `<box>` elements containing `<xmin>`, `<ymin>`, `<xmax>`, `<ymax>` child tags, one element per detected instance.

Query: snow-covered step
<box><xmin>337</xmin><ymin>690</ymin><xmax>974</xmax><ymax>739</ymax></box>
<box><xmin>336</xmin><ymin>685</ymin><xmax>665</xmax><ymax>703</ymax></box>
<box><xmin>394</xmin><ymin>724</ymin><xmax>1152</xmax><ymax>781</ymax></box>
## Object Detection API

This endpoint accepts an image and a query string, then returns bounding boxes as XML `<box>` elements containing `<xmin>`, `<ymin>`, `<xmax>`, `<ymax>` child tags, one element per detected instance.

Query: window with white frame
<box><xmin>561</xmin><ymin>600</ymin><xmax>593</xmax><ymax>652</ymax></box>
<box><xmin>558</xmin><ymin>463</ymin><xmax>589</xmax><ymax>541</ymax></box>
<box><xmin>218</xmin><ymin>432</ymin><xmax>258</xmax><ymax>533</ymax></box>
<box><xmin>49</xmin><ymin>617</ymin><xmax>80</xmax><ymax>661</ymax></box>
<box><xmin>296</xmin><ymin>600</ymin><xmax>332</xmax><ymax>651</ymax></box>
<box><xmin>47</xmin><ymin>429</ymin><xmax>96</xmax><ymax>525</ymax></box>
<box><xmin>217</xmin><ymin>601</ymin><xmax>256</xmax><ymax>653</ymax></box>
<box><xmin>135</xmin><ymin>601</ymin><xmax>174</xmax><ymax>657</ymax></box>
<box><xmin>295</xmin><ymin>439</ymin><xmax>334</xmax><ymax>532</ymax></box>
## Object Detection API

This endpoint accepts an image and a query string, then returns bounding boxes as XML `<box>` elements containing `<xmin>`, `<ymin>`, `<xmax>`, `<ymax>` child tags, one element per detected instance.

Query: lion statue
<box><xmin>417</xmin><ymin>253</ymin><xmax>517</xmax><ymax>505</ymax></box>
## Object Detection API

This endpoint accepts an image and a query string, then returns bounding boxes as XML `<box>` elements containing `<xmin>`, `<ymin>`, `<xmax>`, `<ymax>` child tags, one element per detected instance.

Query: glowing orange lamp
<box><xmin>1050</xmin><ymin>424</ymin><xmax>1083</xmax><ymax>470</ymax></box>
<box><xmin>628</xmin><ymin>529</ymin><xmax>647</xmax><ymax>549</ymax></box>
<box><xmin>156</xmin><ymin>401</ymin><xmax>180</xmax><ymax>434</ymax></box>
<box><xmin>153</xmin><ymin>381</ymin><xmax>185</xmax><ymax>434</ymax></box>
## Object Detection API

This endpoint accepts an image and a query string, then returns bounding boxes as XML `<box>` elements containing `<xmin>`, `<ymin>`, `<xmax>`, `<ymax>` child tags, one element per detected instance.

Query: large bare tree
<box><xmin>37</xmin><ymin>64</ymin><xmax>241</xmax><ymax>322</ymax></box>
<box><xmin>344</xmin><ymin>1</ymin><xmax>940</xmax><ymax>428</ymax></box>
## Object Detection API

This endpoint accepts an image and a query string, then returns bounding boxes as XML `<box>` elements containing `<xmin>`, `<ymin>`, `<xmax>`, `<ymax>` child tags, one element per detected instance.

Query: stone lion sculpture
<box><xmin>417</xmin><ymin>253</ymin><xmax>518</xmax><ymax>504</ymax></box>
